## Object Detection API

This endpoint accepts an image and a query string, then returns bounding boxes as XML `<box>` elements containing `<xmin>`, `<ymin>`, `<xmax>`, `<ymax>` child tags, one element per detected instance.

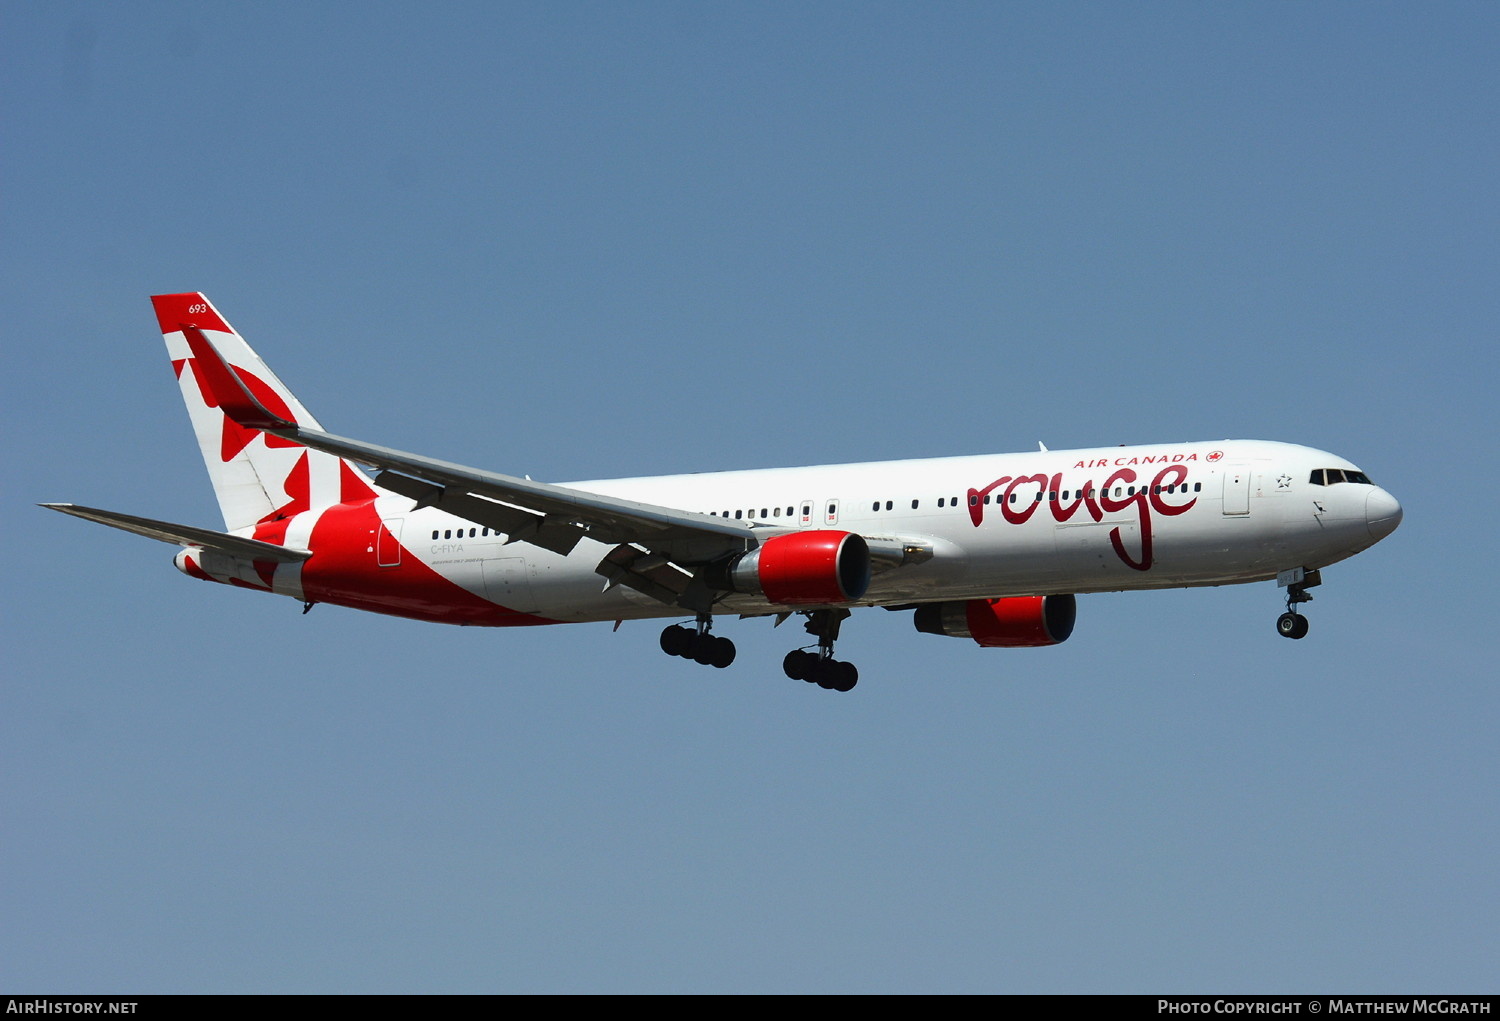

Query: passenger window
<box><xmin>885</xmin><ymin>500</ymin><xmax>893</xmax><ymax>511</ymax></box>
<box><xmin>911</xmin><ymin>499</ymin><xmax>919</xmax><ymax>509</ymax></box>
<box><xmin>431</xmin><ymin>530</ymin><xmax>439</xmax><ymax>540</ymax></box>
<box><xmin>937</xmin><ymin>498</ymin><xmax>945</xmax><ymax>508</ymax></box>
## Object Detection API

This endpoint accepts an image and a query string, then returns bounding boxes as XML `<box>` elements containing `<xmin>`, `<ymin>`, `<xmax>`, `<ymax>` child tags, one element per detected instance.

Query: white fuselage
<box><xmin>365</xmin><ymin>439</ymin><xmax>1399</xmax><ymax>624</ymax></box>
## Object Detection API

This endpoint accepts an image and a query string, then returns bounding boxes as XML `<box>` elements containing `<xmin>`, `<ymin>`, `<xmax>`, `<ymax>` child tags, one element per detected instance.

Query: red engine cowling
<box><xmin>913</xmin><ymin>594</ymin><xmax>1076</xmax><ymax>647</ymax></box>
<box><xmin>720</xmin><ymin>530</ymin><xmax>871</xmax><ymax>605</ymax></box>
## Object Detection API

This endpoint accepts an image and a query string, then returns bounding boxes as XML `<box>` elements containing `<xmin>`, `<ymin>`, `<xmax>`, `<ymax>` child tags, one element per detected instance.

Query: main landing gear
<box><xmin>660</xmin><ymin>615</ymin><xmax>736</xmax><ymax>669</ymax></box>
<box><xmin>1275</xmin><ymin>568</ymin><xmax>1321</xmax><ymax>640</ymax></box>
<box><xmin>658</xmin><ymin>609</ymin><xmax>859</xmax><ymax>691</ymax></box>
<box><xmin>781</xmin><ymin>609</ymin><xmax>859</xmax><ymax>692</ymax></box>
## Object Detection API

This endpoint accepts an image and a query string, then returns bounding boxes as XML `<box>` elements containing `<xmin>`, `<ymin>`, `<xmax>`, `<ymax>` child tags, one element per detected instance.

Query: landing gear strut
<box><xmin>1275</xmin><ymin>568</ymin><xmax>1320</xmax><ymax>640</ymax></box>
<box><xmin>660</xmin><ymin>615</ymin><xmax>736</xmax><ymax>669</ymax></box>
<box><xmin>781</xmin><ymin>609</ymin><xmax>859</xmax><ymax>692</ymax></box>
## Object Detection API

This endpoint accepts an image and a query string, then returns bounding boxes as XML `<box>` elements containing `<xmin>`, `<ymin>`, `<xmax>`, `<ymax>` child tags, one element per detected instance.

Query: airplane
<box><xmin>43</xmin><ymin>292</ymin><xmax>1404</xmax><ymax>692</ymax></box>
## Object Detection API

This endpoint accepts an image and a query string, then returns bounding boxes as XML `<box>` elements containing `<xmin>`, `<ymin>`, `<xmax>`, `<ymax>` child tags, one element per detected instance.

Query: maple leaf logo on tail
<box><xmin>151</xmin><ymin>293</ymin><xmax>376</xmax><ymax>535</ymax></box>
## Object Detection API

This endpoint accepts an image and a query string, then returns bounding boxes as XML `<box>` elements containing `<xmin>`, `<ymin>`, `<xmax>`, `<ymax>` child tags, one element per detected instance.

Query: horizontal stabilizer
<box><xmin>40</xmin><ymin>503</ymin><xmax>312</xmax><ymax>562</ymax></box>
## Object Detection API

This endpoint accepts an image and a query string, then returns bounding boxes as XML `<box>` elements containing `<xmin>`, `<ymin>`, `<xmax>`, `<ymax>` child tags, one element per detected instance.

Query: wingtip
<box><xmin>180</xmin><ymin>324</ymin><xmax>297</xmax><ymax>432</ymax></box>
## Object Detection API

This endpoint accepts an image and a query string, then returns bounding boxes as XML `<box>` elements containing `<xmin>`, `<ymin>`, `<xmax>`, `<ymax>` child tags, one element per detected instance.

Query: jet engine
<box><xmin>913</xmin><ymin>594</ymin><xmax>1076</xmax><ymax>647</ymax></box>
<box><xmin>714</xmin><ymin>531</ymin><xmax>871</xmax><ymax>605</ymax></box>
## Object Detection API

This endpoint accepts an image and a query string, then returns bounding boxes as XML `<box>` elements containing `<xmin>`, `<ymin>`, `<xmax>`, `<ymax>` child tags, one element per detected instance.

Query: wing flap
<box><xmin>595</xmin><ymin>543</ymin><xmax>717</xmax><ymax>613</ymax></box>
<box><xmin>373</xmin><ymin>471</ymin><xmax>584</xmax><ymax>556</ymax></box>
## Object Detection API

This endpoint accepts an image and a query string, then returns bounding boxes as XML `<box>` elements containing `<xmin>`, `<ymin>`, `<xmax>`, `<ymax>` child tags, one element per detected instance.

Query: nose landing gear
<box><xmin>660</xmin><ymin>614</ymin><xmax>736</xmax><ymax>668</ymax></box>
<box><xmin>1275</xmin><ymin>568</ymin><xmax>1320</xmax><ymax>640</ymax></box>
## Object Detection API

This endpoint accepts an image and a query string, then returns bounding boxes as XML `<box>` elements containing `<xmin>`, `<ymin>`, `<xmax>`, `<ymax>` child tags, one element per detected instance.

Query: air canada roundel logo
<box><xmin>1206</xmin><ymin>450</ymin><xmax>1224</xmax><ymax>462</ymax></box>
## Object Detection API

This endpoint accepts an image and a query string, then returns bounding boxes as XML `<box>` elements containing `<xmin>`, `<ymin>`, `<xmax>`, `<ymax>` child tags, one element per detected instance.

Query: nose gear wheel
<box><xmin>1275</xmin><ymin>571</ymin><xmax>1319</xmax><ymax>640</ymax></box>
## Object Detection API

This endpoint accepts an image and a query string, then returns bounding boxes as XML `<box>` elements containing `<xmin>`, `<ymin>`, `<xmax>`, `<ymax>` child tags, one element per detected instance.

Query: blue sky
<box><xmin>4</xmin><ymin>1</ymin><xmax>1496</xmax><ymax>993</ymax></box>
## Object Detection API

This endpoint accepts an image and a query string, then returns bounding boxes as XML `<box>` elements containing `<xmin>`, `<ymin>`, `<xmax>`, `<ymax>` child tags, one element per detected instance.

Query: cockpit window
<box><xmin>1309</xmin><ymin>468</ymin><xmax>1373</xmax><ymax>486</ymax></box>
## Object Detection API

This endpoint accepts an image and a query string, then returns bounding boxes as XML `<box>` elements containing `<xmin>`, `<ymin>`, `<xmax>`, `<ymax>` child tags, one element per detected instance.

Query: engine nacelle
<box><xmin>913</xmin><ymin>594</ymin><xmax>1076</xmax><ymax>647</ymax></box>
<box><xmin>715</xmin><ymin>530</ymin><xmax>871</xmax><ymax>605</ymax></box>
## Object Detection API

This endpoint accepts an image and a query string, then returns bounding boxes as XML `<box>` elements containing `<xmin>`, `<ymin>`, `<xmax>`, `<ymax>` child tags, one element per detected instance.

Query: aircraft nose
<box><xmin>1365</xmin><ymin>487</ymin><xmax>1403</xmax><ymax>541</ymax></box>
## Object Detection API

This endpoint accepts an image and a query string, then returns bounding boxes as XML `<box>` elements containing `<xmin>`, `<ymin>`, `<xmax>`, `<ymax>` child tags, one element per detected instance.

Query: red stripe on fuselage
<box><xmin>300</xmin><ymin>500</ymin><xmax>560</xmax><ymax>627</ymax></box>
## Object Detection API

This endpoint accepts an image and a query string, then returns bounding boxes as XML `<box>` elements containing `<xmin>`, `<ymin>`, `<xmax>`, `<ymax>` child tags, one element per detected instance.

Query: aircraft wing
<box><xmin>40</xmin><ymin>503</ymin><xmax>312</xmax><ymax>562</ymax></box>
<box><xmin>178</xmin><ymin>324</ymin><xmax>755</xmax><ymax>565</ymax></box>
<box><xmin>294</xmin><ymin>426</ymin><xmax>752</xmax><ymax>558</ymax></box>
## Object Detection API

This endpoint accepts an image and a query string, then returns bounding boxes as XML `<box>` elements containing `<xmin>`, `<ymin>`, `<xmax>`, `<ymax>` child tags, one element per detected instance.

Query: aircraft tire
<box><xmin>1276</xmin><ymin>612</ymin><xmax>1309</xmax><ymax>639</ymax></box>
<box><xmin>783</xmin><ymin>650</ymin><xmax>809</xmax><ymax>681</ymax></box>
<box><xmin>692</xmin><ymin>636</ymin><xmax>718</xmax><ymax>665</ymax></box>
<box><xmin>710</xmin><ymin>636</ymin><xmax>736</xmax><ymax>669</ymax></box>
<box><xmin>832</xmin><ymin>661</ymin><xmax>858</xmax><ymax>692</ymax></box>
<box><xmin>660</xmin><ymin>625</ymin><xmax>692</xmax><ymax>657</ymax></box>
<box><xmin>813</xmin><ymin>661</ymin><xmax>838</xmax><ymax>689</ymax></box>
